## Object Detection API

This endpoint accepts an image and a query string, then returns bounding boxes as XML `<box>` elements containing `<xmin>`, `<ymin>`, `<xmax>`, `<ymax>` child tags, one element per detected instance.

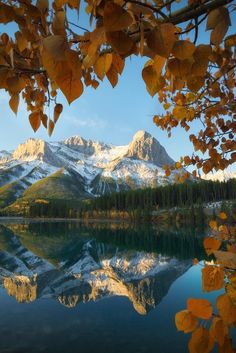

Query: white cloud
<box><xmin>65</xmin><ymin>115</ymin><xmax>106</xmax><ymax>128</ymax></box>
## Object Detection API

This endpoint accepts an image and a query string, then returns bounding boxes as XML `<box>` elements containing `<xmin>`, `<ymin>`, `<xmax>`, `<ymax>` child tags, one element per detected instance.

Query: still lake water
<box><xmin>0</xmin><ymin>221</ymin><xmax>225</xmax><ymax>353</ymax></box>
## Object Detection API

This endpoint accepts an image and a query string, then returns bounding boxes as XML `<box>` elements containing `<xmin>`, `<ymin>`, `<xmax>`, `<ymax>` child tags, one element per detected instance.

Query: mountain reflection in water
<box><xmin>0</xmin><ymin>222</ymin><xmax>204</xmax><ymax>315</ymax></box>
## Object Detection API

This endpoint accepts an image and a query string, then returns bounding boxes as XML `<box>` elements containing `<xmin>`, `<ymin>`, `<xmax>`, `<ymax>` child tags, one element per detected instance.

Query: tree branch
<box><xmin>164</xmin><ymin>0</ymin><xmax>234</xmax><ymax>24</ymax></box>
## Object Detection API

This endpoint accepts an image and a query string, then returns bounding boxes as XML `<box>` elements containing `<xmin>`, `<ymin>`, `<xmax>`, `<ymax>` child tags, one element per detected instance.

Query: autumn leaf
<box><xmin>55</xmin><ymin>64</ymin><xmax>83</xmax><ymax>104</ymax></box>
<box><xmin>9</xmin><ymin>94</ymin><xmax>19</xmax><ymax>115</ymax></box>
<box><xmin>41</xmin><ymin>113</ymin><xmax>48</xmax><ymax>128</ymax></box>
<box><xmin>146</xmin><ymin>23</ymin><xmax>177</xmax><ymax>58</ymax></box>
<box><xmin>218</xmin><ymin>212</ymin><xmax>227</xmax><ymax>220</ymax></box>
<box><xmin>172</xmin><ymin>40</ymin><xmax>195</xmax><ymax>60</ymax></box>
<box><xmin>42</xmin><ymin>35</ymin><xmax>67</xmax><ymax>60</ymax></box>
<box><xmin>106</xmin><ymin>31</ymin><xmax>135</xmax><ymax>56</ymax></box>
<box><xmin>54</xmin><ymin>103</ymin><xmax>63</xmax><ymax>123</ymax></box>
<box><xmin>202</xmin><ymin>265</ymin><xmax>225</xmax><ymax>292</ymax></box>
<box><xmin>203</xmin><ymin>237</ymin><xmax>221</xmax><ymax>255</ymax></box>
<box><xmin>94</xmin><ymin>54</ymin><xmax>113</xmax><ymax>80</ymax></box>
<box><xmin>187</xmin><ymin>298</ymin><xmax>213</xmax><ymax>320</ymax></box>
<box><xmin>48</xmin><ymin>119</ymin><xmax>55</xmax><ymax>137</ymax></box>
<box><xmin>142</xmin><ymin>63</ymin><xmax>161</xmax><ymax>97</ymax></box>
<box><xmin>216</xmin><ymin>294</ymin><xmax>236</xmax><ymax>325</ymax></box>
<box><xmin>213</xmin><ymin>250</ymin><xmax>236</xmax><ymax>270</ymax></box>
<box><xmin>209</xmin><ymin>220</ymin><xmax>218</xmax><ymax>230</ymax></box>
<box><xmin>103</xmin><ymin>3</ymin><xmax>133</xmax><ymax>32</ymax></box>
<box><xmin>209</xmin><ymin>317</ymin><xmax>228</xmax><ymax>346</ymax></box>
<box><xmin>175</xmin><ymin>310</ymin><xmax>198</xmax><ymax>333</ymax></box>
<box><xmin>29</xmin><ymin>112</ymin><xmax>41</xmax><ymax>132</ymax></box>
<box><xmin>188</xmin><ymin>327</ymin><xmax>214</xmax><ymax>353</ymax></box>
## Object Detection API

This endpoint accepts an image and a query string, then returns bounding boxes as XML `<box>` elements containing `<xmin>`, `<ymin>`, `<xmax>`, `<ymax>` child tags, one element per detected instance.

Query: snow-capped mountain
<box><xmin>0</xmin><ymin>130</ymin><xmax>183</xmax><ymax>206</ymax></box>
<box><xmin>202</xmin><ymin>169</ymin><xmax>236</xmax><ymax>182</ymax></box>
<box><xmin>0</xmin><ymin>225</ymin><xmax>190</xmax><ymax>314</ymax></box>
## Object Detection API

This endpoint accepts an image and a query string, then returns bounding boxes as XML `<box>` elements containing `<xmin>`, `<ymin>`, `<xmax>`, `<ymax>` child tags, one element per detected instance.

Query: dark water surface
<box><xmin>0</xmin><ymin>222</ymin><xmax>224</xmax><ymax>353</ymax></box>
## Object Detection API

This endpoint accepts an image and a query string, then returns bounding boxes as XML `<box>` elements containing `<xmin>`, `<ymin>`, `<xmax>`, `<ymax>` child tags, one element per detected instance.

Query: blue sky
<box><xmin>0</xmin><ymin>3</ymin><xmax>235</xmax><ymax>170</ymax></box>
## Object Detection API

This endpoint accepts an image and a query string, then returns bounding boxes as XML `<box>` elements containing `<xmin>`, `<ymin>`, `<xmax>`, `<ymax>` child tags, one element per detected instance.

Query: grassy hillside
<box><xmin>0</xmin><ymin>181</ymin><xmax>26</xmax><ymax>208</ymax></box>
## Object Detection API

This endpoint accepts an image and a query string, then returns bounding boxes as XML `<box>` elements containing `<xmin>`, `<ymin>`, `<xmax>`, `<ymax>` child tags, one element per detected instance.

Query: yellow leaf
<box><xmin>9</xmin><ymin>94</ymin><xmax>19</xmax><ymax>115</ymax></box>
<box><xmin>203</xmin><ymin>237</ymin><xmax>221</xmax><ymax>255</ymax></box>
<box><xmin>202</xmin><ymin>265</ymin><xmax>225</xmax><ymax>292</ymax></box>
<box><xmin>112</xmin><ymin>53</ymin><xmax>125</xmax><ymax>75</ymax></box>
<box><xmin>103</xmin><ymin>3</ymin><xmax>133</xmax><ymax>32</ymax></box>
<box><xmin>187</xmin><ymin>298</ymin><xmax>213</xmax><ymax>320</ymax></box>
<box><xmin>167</xmin><ymin>58</ymin><xmax>192</xmax><ymax>78</ymax></box>
<box><xmin>54</xmin><ymin>103</ymin><xmax>63</xmax><ymax>123</ymax></box>
<box><xmin>209</xmin><ymin>220</ymin><xmax>218</xmax><ymax>230</ymax></box>
<box><xmin>94</xmin><ymin>53</ymin><xmax>113</xmax><ymax>80</ymax></box>
<box><xmin>218</xmin><ymin>212</ymin><xmax>227</xmax><ymax>220</ymax></box>
<box><xmin>146</xmin><ymin>23</ymin><xmax>177</xmax><ymax>58</ymax></box>
<box><xmin>188</xmin><ymin>327</ymin><xmax>214</xmax><ymax>353</ymax></box>
<box><xmin>175</xmin><ymin>162</ymin><xmax>182</xmax><ymax>169</ymax></box>
<box><xmin>142</xmin><ymin>64</ymin><xmax>162</xmax><ymax>97</ymax></box>
<box><xmin>106</xmin><ymin>64</ymin><xmax>118</xmax><ymax>88</ymax></box>
<box><xmin>175</xmin><ymin>310</ymin><xmax>198</xmax><ymax>333</ymax></box>
<box><xmin>216</xmin><ymin>294</ymin><xmax>236</xmax><ymax>325</ymax></box>
<box><xmin>172</xmin><ymin>40</ymin><xmax>195</xmax><ymax>60</ymax></box>
<box><xmin>29</xmin><ymin>112</ymin><xmax>41</xmax><ymax>132</ymax></box>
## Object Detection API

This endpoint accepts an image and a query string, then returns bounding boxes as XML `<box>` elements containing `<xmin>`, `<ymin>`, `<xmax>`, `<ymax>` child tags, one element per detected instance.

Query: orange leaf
<box><xmin>202</xmin><ymin>265</ymin><xmax>225</xmax><ymax>292</ymax></box>
<box><xmin>146</xmin><ymin>23</ymin><xmax>177</xmax><ymax>58</ymax></box>
<box><xmin>172</xmin><ymin>40</ymin><xmax>195</xmax><ymax>60</ymax></box>
<box><xmin>218</xmin><ymin>212</ymin><xmax>227</xmax><ymax>220</ymax></box>
<box><xmin>41</xmin><ymin>113</ymin><xmax>48</xmax><ymax>128</ymax></box>
<box><xmin>106</xmin><ymin>31</ymin><xmax>135</xmax><ymax>56</ymax></box>
<box><xmin>9</xmin><ymin>94</ymin><xmax>19</xmax><ymax>115</ymax></box>
<box><xmin>54</xmin><ymin>103</ymin><xmax>63</xmax><ymax>123</ymax></box>
<box><xmin>103</xmin><ymin>2</ymin><xmax>133</xmax><ymax>32</ymax></box>
<box><xmin>94</xmin><ymin>53</ymin><xmax>113</xmax><ymax>80</ymax></box>
<box><xmin>175</xmin><ymin>310</ymin><xmax>198</xmax><ymax>333</ymax></box>
<box><xmin>106</xmin><ymin>64</ymin><xmax>118</xmax><ymax>88</ymax></box>
<box><xmin>210</xmin><ymin>317</ymin><xmax>228</xmax><ymax>346</ymax></box>
<box><xmin>187</xmin><ymin>298</ymin><xmax>213</xmax><ymax>320</ymax></box>
<box><xmin>213</xmin><ymin>250</ymin><xmax>236</xmax><ymax>270</ymax></box>
<box><xmin>216</xmin><ymin>294</ymin><xmax>236</xmax><ymax>325</ymax></box>
<box><xmin>29</xmin><ymin>112</ymin><xmax>41</xmax><ymax>132</ymax></box>
<box><xmin>188</xmin><ymin>327</ymin><xmax>214</xmax><ymax>353</ymax></box>
<box><xmin>209</xmin><ymin>220</ymin><xmax>218</xmax><ymax>230</ymax></box>
<box><xmin>203</xmin><ymin>237</ymin><xmax>221</xmax><ymax>255</ymax></box>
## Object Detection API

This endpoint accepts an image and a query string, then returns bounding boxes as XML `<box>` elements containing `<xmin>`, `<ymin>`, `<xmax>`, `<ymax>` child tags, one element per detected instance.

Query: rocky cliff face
<box><xmin>12</xmin><ymin>138</ymin><xmax>61</xmax><ymax>167</ymax></box>
<box><xmin>126</xmin><ymin>131</ymin><xmax>174</xmax><ymax>167</ymax></box>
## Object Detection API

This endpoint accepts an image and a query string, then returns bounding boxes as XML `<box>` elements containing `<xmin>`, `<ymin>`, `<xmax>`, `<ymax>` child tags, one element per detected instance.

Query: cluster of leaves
<box><xmin>0</xmin><ymin>0</ymin><xmax>235</xmax><ymax>172</ymax></box>
<box><xmin>175</xmin><ymin>211</ymin><xmax>236</xmax><ymax>353</ymax></box>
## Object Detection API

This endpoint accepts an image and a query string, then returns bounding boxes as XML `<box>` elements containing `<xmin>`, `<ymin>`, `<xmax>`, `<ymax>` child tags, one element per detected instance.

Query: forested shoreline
<box><xmin>2</xmin><ymin>179</ymin><xmax>235</xmax><ymax>225</ymax></box>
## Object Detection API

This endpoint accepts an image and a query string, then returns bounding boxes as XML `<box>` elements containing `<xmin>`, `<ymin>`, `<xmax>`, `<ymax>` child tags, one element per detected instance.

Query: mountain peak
<box><xmin>126</xmin><ymin>131</ymin><xmax>174</xmax><ymax>167</ymax></box>
<box><xmin>13</xmin><ymin>138</ymin><xmax>47</xmax><ymax>161</ymax></box>
<box><xmin>132</xmin><ymin>130</ymin><xmax>151</xmax><ymax>141</ymax></box>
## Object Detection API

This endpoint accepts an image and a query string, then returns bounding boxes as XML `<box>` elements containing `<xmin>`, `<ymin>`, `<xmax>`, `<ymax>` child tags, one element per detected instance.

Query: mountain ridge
<box><xmin>0</xmin><ymin>130</ymin><xmax>184</xmax><ymax>209</ymax></box>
